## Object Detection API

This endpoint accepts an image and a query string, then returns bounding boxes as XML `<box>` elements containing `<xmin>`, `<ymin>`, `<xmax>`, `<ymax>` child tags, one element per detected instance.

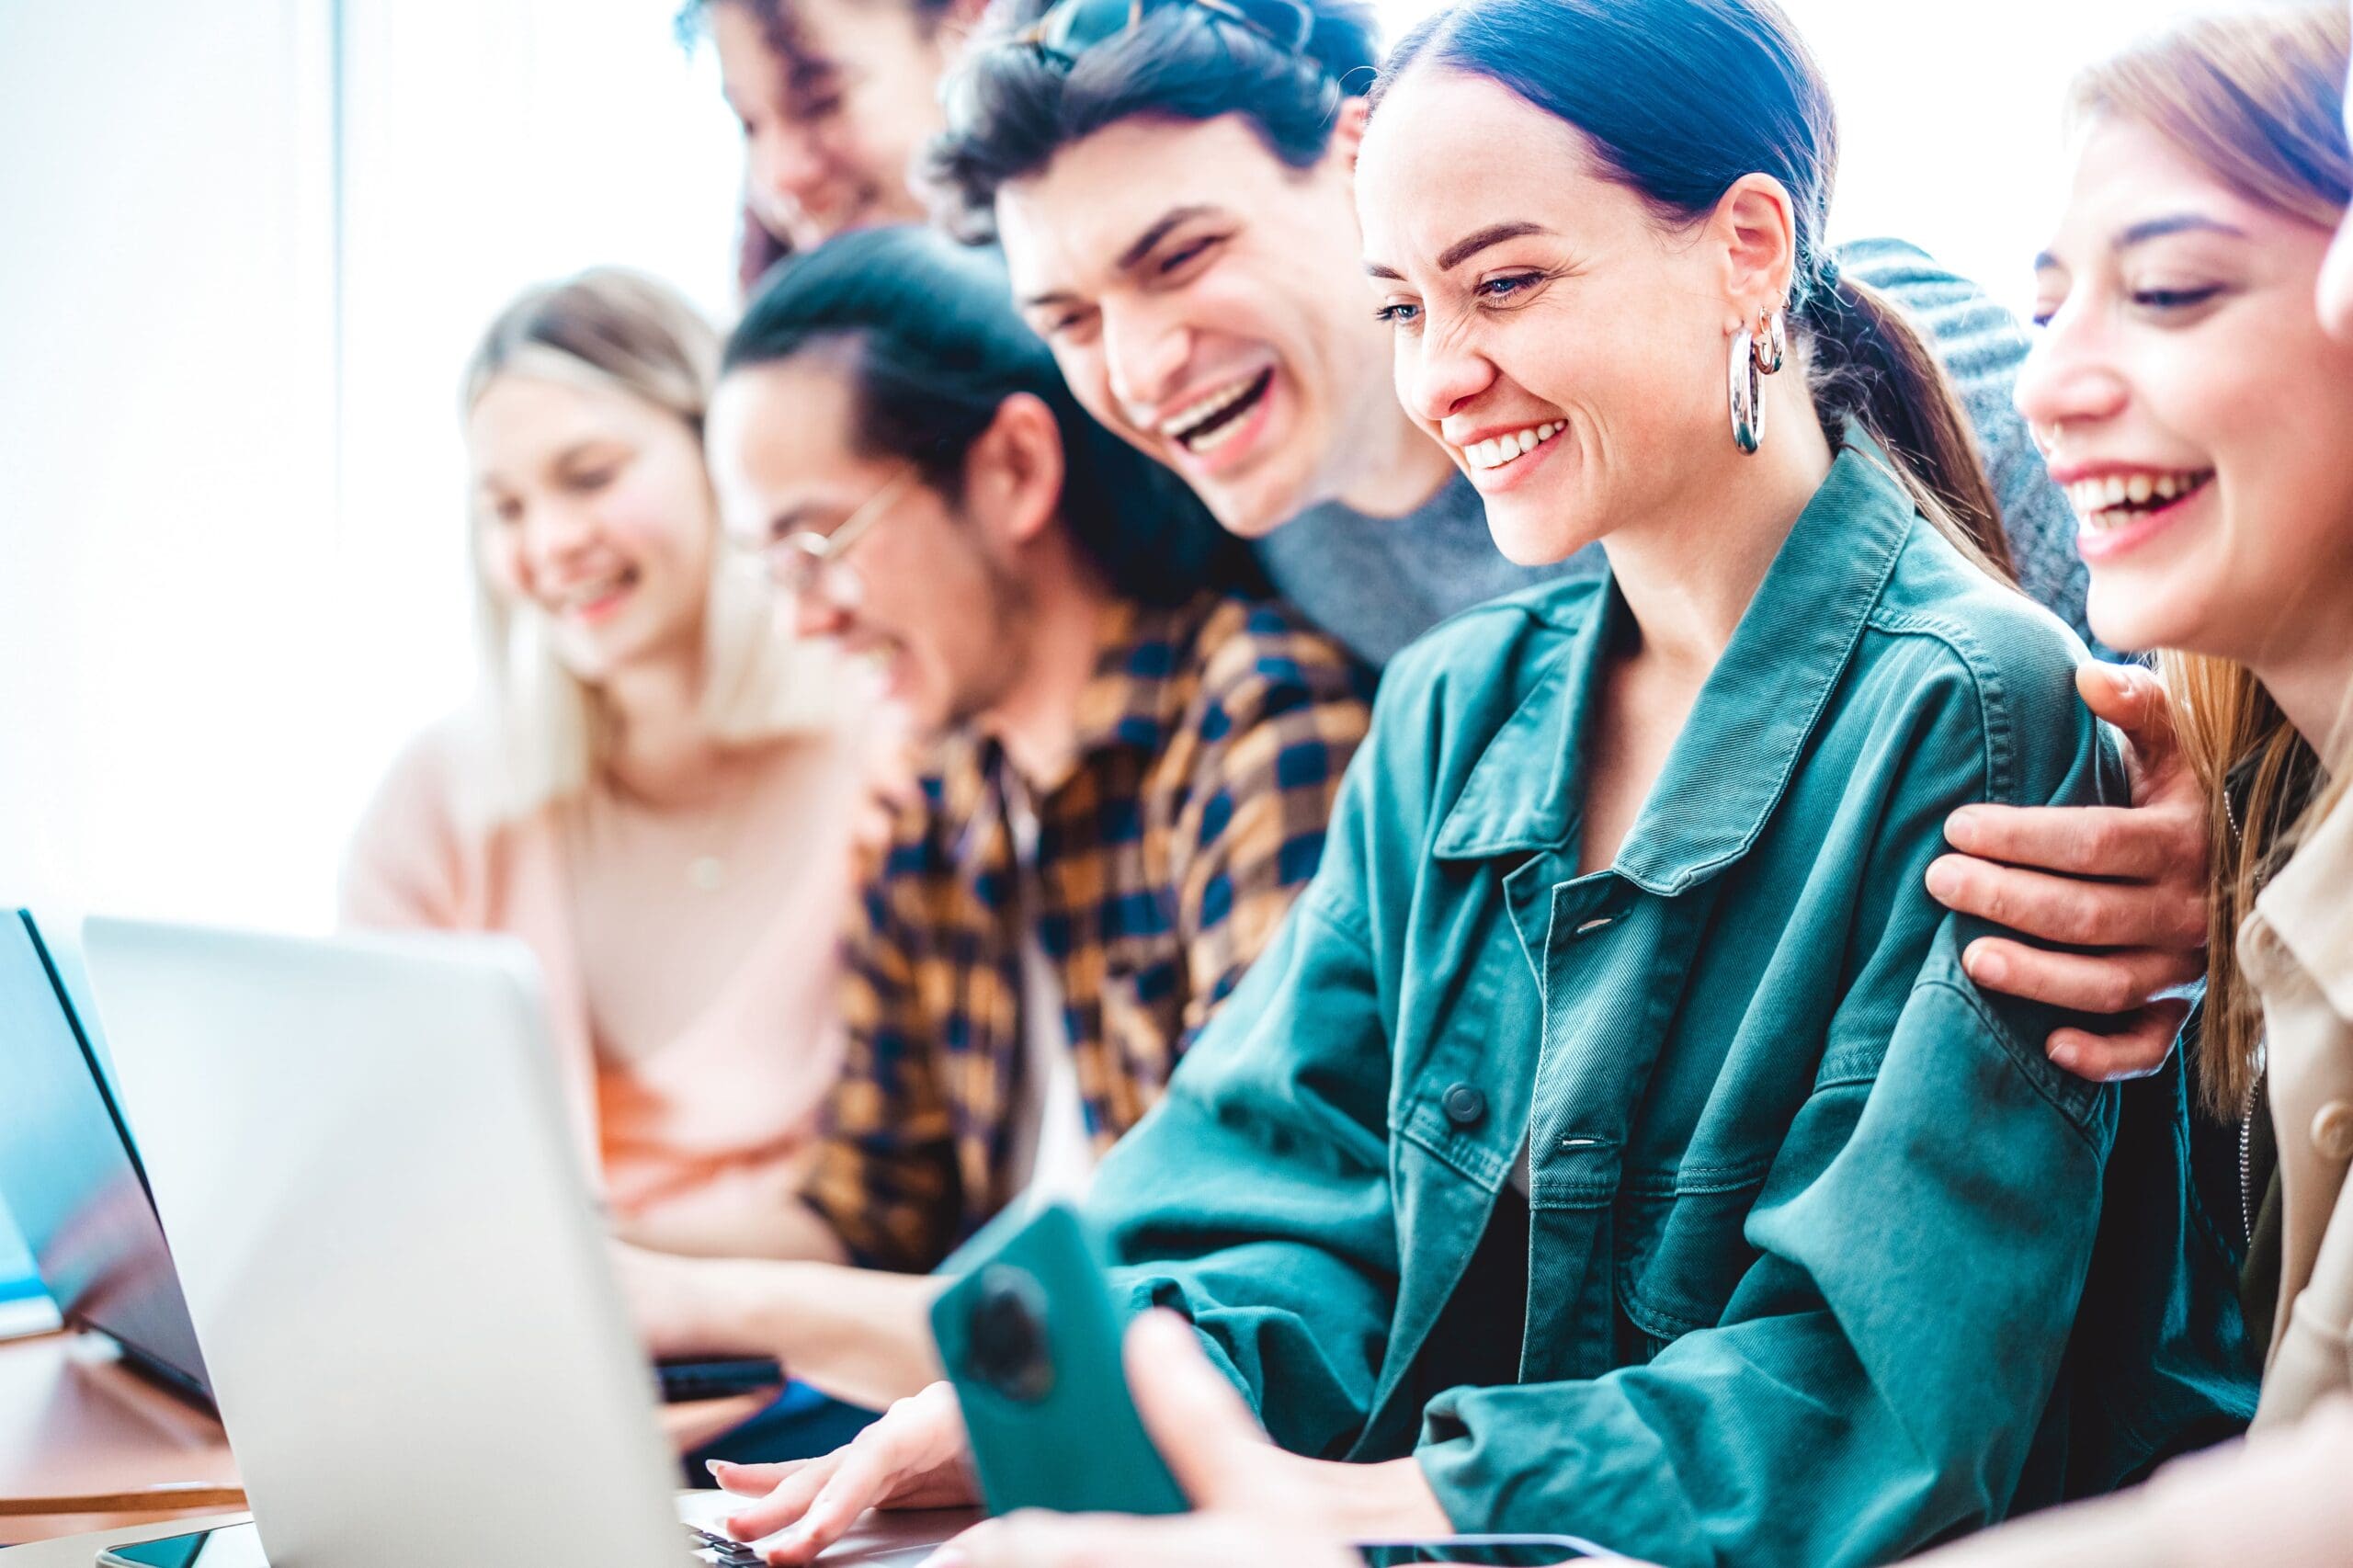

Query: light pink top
<box><xmin>340</xmin><ymin>716</ymin><xmax>860</xmax><ymax>1256</ymax></box>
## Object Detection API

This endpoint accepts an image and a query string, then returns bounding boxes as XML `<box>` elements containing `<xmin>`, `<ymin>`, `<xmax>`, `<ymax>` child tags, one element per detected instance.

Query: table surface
<box><xmin>0</xmin><ymin>1502</ymin><xmax>976</xmax><ymax>1565</ymax></box>
<box><xmin>0</xmin><ymin>1329</ymin><xmax>778</xmax><ymax>1544</ymax></box>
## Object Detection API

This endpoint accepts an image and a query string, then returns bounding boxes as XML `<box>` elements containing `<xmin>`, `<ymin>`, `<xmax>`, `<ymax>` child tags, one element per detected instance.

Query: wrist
<box><xmin>1283</xmin><ymin>1453</ymin><xmax>1452</xmax><ymax>1539</ymax></box>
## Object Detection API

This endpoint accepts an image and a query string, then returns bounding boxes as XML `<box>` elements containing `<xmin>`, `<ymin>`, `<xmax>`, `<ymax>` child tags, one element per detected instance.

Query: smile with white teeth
<box><xmin>2063</xmin><ymin>470</ymin><xmax>2215</xmax><ymax>532</ymax></box>
<box><xmin>551</xmin><ymin>568</ymin><xmax>636</xmax><ymax>615</ymax></box>
<box><xmin>1461</xmin><ymin>421</ymin><xmax>1564</xmax><ymax>473</ymax></box>
<box><xmin>1161</xmin><ymin>369</ymin><xmax>1274</xmax><ymax>454</ymax></box>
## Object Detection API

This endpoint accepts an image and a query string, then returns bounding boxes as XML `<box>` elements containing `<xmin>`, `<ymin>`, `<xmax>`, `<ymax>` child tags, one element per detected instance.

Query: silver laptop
<box><xmin>82</xmin><ymin>919</ymin><xmax>722</xmax><ymax>1567</ymax></box>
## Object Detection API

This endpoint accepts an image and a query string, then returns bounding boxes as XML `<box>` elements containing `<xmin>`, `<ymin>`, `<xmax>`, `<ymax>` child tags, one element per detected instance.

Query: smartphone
<box><xmin>654</xmin><ymin>1354</ymin><xmax>785</xmax><ymax>1403</ymax></box>
<box><xmin>1352</xmin><ymin>1535</ymin><xmax>1606</xmax><ymax>1566</ymax></box>
<box><xmin>98</xmin><ymin>1524</ymin><xmax>269</xmax><ymax>1568</ymax></box>
<box><xmin>929</xmin><ymin>1201</ymin><xmax>1188</xmax><ymax>1518</ymax></box>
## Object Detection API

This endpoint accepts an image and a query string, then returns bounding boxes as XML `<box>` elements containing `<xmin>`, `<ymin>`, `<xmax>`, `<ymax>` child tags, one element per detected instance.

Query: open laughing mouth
<box><xmin>1461</xmin><ymin>421</ymin><xmax>1565</xmax><ymax>474</ymax></box>
<box><xmin>550</xmin><ymin>567</ymin><xmax>639</xmax><ymax>622</ymax></box>
<box><xmin>2066</xmin><ymin>470</ymin><xmax>2215</xmax><ymax>534</ymax></box>
<box><xmin>1161</xmin><ymin>369</ymin><xmax>1275</xmax><ymax>457</ymax></box>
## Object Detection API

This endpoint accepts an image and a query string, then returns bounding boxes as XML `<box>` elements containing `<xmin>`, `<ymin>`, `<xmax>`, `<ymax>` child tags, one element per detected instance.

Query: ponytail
<box><xmin>1802</xmin><ymin>270</ymin><xmax>2014</xmax><ymax>583</ymax></box>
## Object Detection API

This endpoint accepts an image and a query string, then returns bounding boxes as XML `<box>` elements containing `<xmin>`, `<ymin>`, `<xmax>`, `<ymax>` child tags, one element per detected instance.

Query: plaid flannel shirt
<box><xmin>802</xmin><ymin>590</ymin><xmax>1373</xmax><ymax>1272</ymax></box>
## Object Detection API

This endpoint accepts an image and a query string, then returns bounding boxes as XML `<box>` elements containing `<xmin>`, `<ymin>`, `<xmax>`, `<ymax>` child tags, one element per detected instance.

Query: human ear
<box><xmin>965</xmin><ymin>392</ymin><xmax>1067</xmax><ymax>551</ymax></box>
<box><xmin>1711</xmin><ymin>173</ymin><xmax>1799</xmax><ymax>331</ymax></box>
<box><xmin>1330</xmin><ymin>96</ymin><xmax>1370</xmax><ymax>181</ymax></box>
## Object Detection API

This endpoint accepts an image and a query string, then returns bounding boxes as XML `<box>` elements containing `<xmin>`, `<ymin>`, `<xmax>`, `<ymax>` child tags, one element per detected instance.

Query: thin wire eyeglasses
<box><xmin>740</xmin><ymin>467</ymin><xmax>920</xmax><ymax>608</ymax></box>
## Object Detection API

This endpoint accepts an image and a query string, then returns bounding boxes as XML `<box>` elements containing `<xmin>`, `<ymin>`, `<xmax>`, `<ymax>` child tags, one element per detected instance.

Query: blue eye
<box><xmin>1374</xmin><ymin>302</ymin><xmax>1422</xmax><ymax>328</ymax></box>
<box><xmin>1476</xmin><ymin>272</ymin><xmax>1542</xmax><ymax>301</ymax></box>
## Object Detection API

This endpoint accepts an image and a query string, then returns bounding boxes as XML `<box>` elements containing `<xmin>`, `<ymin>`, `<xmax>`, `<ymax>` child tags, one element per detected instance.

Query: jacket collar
<box><xmin>1435</xmin><ymin>445</ymin><xmax>1914</xmax><ymax>894</ymax></box>
<box><xmin>2255</xmin><ymin>785</ymin><xmax>2353</xmax><ymax>1020</ymax></box>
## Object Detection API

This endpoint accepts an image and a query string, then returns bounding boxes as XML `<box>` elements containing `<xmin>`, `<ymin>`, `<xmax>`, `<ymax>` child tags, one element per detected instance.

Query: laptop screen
<box><xmin>0</xmin><ymin>912</ymin><xmax>210</xmax><ymax>1400</ymax></box>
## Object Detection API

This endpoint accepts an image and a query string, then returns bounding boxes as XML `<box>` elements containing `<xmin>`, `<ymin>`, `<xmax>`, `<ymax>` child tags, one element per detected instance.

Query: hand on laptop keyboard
<box><xmin>689</xmin><ymin>1524</ymin><xmax>766</xmax><ymax>1566</ymax></box>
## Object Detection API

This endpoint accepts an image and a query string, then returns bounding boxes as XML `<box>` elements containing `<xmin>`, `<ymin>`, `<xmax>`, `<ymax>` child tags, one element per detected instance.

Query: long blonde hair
<box><xmin>2069</xmin><ymin>4</ymin><xmax>2352</xmax><ymax>1117</ymax></box>
<box><xmin>460</xmin><ymin>268</ymin><xmax>832</xmax><ymax>823</ymax></box>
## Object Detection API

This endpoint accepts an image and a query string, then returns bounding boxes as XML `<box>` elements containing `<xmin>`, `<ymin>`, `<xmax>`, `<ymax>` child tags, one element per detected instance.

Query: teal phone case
<box><xmin>929</xmin><ymin>1202</ymin><xmax>1188</xmax><ymax>1518</ymax></box>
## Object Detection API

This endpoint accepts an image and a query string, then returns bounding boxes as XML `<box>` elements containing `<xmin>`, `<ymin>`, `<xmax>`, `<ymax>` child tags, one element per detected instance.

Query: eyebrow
<box><xmin>1117</xmin><ymin>205</ymin><xmax>1222</xmax><ymax>272</ymax></box>
<box><xmin>1019</xmin><ymin>205</ymin><xmax>1229</xmax><ymax>312</ymax></box>
<box><xmin>472</xmin><ymin>439</ymin><xmax>615</xmax><ymax>496</ymax></box>
<box><xmin>1437</xmin><ymin>222</ymin><xmax>1552</xmax><ymax>272</ymax></box>
<box><xmin>763</xmin><ymin>501</ymin><xmax>847</xmax><ymax>538</ymax></box>
<box><xmin>2039</xmin><ymin>210</ymin><xmax>2254</xmax><ymax>271</ymax></box>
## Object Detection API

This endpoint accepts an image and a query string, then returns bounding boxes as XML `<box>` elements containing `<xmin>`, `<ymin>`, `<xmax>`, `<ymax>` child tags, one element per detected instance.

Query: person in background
<box><xmin>618</xmin><ymin>226</ymin><xmax>1371</xmax><ymax>1415</ymax></box>
<box><xmin>676</xmin><ymin>0</ymin><xmax>983</xmax><ymax>290</ymax></box>
<box><xmin>710</xmin><ymin>0</ymin><xmax>2229</xmax><ymax>1560</ymax></box>
<box><xmin>927</xmin><ymin>0</ymin><xmax>2209</xmax><ymax>1085</ymax></box>
<box><xmin>344</xmin><ymin>269</ymin><xmax>870</xmax><ymax>1268</ymax></box>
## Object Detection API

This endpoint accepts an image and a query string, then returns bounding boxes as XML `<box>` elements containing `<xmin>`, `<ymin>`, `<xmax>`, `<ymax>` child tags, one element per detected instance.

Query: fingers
<box><xmin>726</xmin><ymin>1382</ymin><xmax>969</xmax><ymax>1564</ymax></box>
<box><xmin>718</xmin><ymin>1453</ymin><xmax>840</xmax><ymax>1547</ymax></box>
<box><xmin>2045</xmin><ymin>998</ymin><xmax>2193</xmax><ymax>1083</ymax></box>
<box><xmin>1926</xmin><ymin>855</ymin><xmax>2208</xmax><ymax>951</ymax></box>
<box><xmin>708</xmin><ymin>1459</ymin><xmax>814</xmax><ymax>1498</ymax></box>
<box><xmin>1961</xmin><ymin>937</ymin><xmax>2205</xmax><ymax>1017</ymax></box>
<box><xmin>2075</xmin><ymin>661</ymin><xmax>2162</xmax><ymax>738</ymax></box>
<box><xmin>1121</xmin><ymin>1311</ymin><xmax>1272</xmax><ymax>1508</ymax></box>
<box><xmin>1942</xmin><ymin>801</ymin><xmax>2198</xmax><ymax>884</ymax></box>
<box><xmin>2076</xmin><ymin>662</ymin><xmax>2193</xmax><ymax>797</ymax></box>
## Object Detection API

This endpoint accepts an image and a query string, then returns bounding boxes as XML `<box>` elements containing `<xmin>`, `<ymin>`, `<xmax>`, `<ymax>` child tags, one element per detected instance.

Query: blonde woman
<box><xmin>1906</xmin><ymin>6</ymin><xmax>2353</xmax><ymax>1563</ymax></box>
<box><xmin>343</xmin><ymin>270</ymin><xmax>870</xmax><ymax>1265</ymax></box>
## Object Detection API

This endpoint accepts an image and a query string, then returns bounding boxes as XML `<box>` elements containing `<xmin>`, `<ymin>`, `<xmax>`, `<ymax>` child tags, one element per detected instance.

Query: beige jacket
<box><xmin>1919</xmin><ymin>790</ymin><xmax>2353</xmax><ymax>1566</ymax></box>
<box><xmin>2245</xmin><ymin>786</ymin><xmax>2353</xmax><ymax>1428</ymax></box>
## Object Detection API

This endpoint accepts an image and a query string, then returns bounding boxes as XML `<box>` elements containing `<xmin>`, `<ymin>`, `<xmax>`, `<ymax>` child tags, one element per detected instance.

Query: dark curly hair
<box><xmin>926</xmin><ymin>0</ymin><xmax>1380</xmax><ymax>240</ymax></box>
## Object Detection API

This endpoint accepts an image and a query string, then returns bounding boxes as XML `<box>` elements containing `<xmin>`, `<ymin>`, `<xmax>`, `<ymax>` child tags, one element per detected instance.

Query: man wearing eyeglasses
<box><xmin>615</xmin><ymin>228</ymin><xmax>1372</xmax><ymax>1445</ymax></box>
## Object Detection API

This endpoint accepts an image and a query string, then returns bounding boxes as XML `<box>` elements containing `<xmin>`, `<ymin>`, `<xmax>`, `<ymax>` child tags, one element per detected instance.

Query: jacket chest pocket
<box><xmin>1614</xmin><ymin>1174</ymin><xmax>1769</xmax><ymax>1355</ymax></box>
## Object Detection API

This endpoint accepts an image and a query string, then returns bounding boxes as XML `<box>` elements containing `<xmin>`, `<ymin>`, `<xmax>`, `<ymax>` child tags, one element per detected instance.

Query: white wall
<box><xmin>0</xmin><ymin>0</ymin><xmax>740</xmax><ymax>1285</ymax></box>
<box><xmin>332</xmin><ymin>0</ymin><xmax>744</xmax><ymax>851</ymax></box>
<box><xmin>0</xmin><ymin>0</ymin><xmax>742</xmax><ymax>942</ymax></box>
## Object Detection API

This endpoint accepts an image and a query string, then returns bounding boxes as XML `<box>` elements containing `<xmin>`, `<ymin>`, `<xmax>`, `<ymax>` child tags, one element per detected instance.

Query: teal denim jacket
<box><xmin>1089</xmin><ymin>449</ymin><xmax>2160</xmax><ymax>1565</ymax></box>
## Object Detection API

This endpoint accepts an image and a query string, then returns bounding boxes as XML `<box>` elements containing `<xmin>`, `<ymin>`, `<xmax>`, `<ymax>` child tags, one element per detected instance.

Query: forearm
<box><xmin>611</xmin><ymin>1183</ymin><xmax>853</xmax><ymax>1264</ymax></box>
<box><xmin>683</xmin><ymin>1255</ymin><xmax>949</xmax><ymax>1411</ymax></box>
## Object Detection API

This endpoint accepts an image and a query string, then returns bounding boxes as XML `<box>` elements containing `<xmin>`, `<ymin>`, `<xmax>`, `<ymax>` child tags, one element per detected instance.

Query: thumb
<box><xmin>1123</xmin><ymin>1310</ymin><xmax>1273</xmax><ymax>1509</ymax></box>
<box><xmin>2075</xmin><ymin>660</ymin><xmax>2160</xmax><ymax>733</ymax></box>
<box><xmin>2077</xmin><ymin>661</ymin><xmax>2188</xmax><ymax>790</ymax></box>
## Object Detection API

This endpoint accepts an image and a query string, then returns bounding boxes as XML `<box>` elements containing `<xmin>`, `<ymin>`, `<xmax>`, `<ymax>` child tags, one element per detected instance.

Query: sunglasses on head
<box><xmin>1017</xmin><ymin>0</ymin><xmax>1314</xmax><ymax>66</ymax></box>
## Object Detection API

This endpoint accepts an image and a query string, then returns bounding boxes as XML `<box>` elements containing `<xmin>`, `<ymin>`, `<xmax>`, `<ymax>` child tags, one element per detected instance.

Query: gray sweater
<box><xmin>1253</xmin><ymin>237</ymin><xmax>2094</xmax><ymax>667</ymax></box>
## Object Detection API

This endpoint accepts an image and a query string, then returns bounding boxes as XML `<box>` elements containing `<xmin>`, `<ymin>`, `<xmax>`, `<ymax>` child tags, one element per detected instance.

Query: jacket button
<box><xmin>2313</xmin><ymin>1102</ymin><xmax>2353</xmax><ymax>1162</ymax></box>
<box><xmin>1442</xmin><ymin>1083</ymin><xmax>1487</xmax><ymax>1128</ymax></box>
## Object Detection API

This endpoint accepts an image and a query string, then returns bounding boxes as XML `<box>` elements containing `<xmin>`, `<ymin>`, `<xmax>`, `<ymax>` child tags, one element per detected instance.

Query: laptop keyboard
<box><xmin>688</xmin><ymin>1524</ymin><xmax>765</xmax><ymax>1565</ymax></box>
